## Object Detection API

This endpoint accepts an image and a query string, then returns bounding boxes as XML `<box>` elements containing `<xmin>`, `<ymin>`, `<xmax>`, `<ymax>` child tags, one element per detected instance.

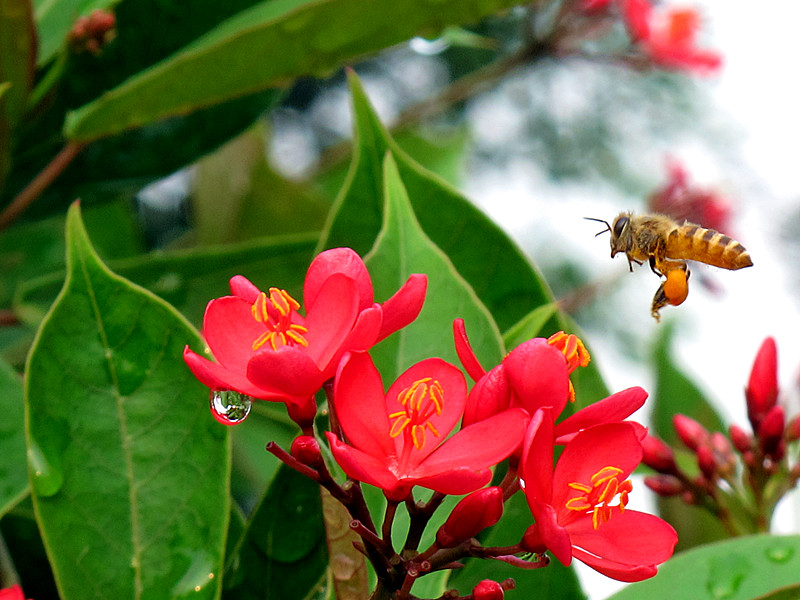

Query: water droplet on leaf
<box><xmin>209</xmin><ymin>390</ymin><xmax>252</xmax><ymax>425</ymax></box>
<box><xmin>706</xmin><ymin>554</ymin><xmax>749</xmax><ymax>599</ymax></box>
<box><xmin>765</xmin><ymin>545</ymin><xmax>794</xmax><ymax>563</ymax></box>
<box><xmin>27</xmin><ymin>441</ymin><xmax>63</xmax><ymax>497</ymax></box>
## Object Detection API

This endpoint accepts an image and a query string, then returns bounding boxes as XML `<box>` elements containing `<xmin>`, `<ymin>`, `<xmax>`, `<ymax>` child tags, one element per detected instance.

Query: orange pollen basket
<box><xmin>565</xmin><ymin>466</ymin><xmax>632</xmax><ymax>530</ymax></box>
<box><xmin>250</xmin><ymin>288</ymin><xmax>309</xmax><ymax>351</ymax></box>
<box><xmin>388</xmin><ymin>378</ymin><xmax>445</xmax><ymax>450</ymax></box>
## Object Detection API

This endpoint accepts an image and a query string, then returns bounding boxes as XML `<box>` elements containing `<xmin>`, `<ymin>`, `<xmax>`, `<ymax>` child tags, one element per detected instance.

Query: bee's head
<box><xmin>608</xmin><ymin>212</ymin><xmax>633</xmax><ymax>258</ymax></box>
<box><xmin>585</xmin><ymin>213</ymin><xmax>633</xmax><ymax>258</ymax></box>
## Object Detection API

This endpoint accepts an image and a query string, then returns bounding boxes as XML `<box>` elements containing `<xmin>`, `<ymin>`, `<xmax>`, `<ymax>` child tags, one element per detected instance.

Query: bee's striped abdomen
<box><xmin>666</xmin><ymin>224</ymin><xmax>753</xmax><ymax>270</ymax></box>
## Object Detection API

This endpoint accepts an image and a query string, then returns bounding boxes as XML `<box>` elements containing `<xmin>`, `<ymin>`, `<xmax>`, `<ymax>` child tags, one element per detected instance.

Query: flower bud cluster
<box><xmin>643</xmin><ymin>337</ymin><xmax>800</xmax><ymax>535</ymax></box>
<box><xmin>67</xmin><ymin>9</ymin><xmax>117</xmax><ymax>56</ymax></box>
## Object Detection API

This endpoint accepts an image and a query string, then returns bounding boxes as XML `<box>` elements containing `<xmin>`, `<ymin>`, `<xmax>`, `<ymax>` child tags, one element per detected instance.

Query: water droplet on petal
<box><xmin>765</xmin><ymin>545</ymin><xmax>794</xmax><ymax>563</ymax></box>
<box><xmin>27</xmin><ymin>441</ymin><xmax>63</xmax><ymax>497</ymax></box>
<box><xmin>209</xmin><ymin>390</ymin><xmax>252</xmax><ymax>425</ymax></box>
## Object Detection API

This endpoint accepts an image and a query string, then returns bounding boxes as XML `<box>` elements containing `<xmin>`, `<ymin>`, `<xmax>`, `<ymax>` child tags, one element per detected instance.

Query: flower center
<box><xmin>565</xmin><ymin>466</ymin><xmax>632</xmax><ymax>530</ymax></box>
<box><xmin>388</xmin><ymin>378</ymin><xmax>444</xmax><ymax>450</ymax></box>
<box><xmin>547</xmin><ymin>331</ymin><xmax>591</xmax><ymax>403</ymax></box>
<box><xmin>250</xmin><ymin>288</ymin><xmax>309</xmax><ymax>351</ymax></box>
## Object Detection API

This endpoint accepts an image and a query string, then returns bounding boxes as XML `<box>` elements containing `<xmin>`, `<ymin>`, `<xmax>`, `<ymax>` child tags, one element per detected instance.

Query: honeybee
<box><xmin>586</xmin><ymin>212</ymin><xmax>753</xmax><ymax>321</ymax></box>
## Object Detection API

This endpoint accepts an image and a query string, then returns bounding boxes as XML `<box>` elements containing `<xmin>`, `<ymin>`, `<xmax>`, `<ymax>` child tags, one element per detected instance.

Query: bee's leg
<box><xmin>651</xmin><ymin>283</ymin><xmax>668</xmax><ymax>322</ymax></box>
<box><xmin>650</xmin><ymin>262</ymin><xmax>690</xmax><ymax>322</ymax></box>
<box><xmin>649</xmin><ymin>256</ymin><xmax>662</xmax><ymax>276</ymax></box>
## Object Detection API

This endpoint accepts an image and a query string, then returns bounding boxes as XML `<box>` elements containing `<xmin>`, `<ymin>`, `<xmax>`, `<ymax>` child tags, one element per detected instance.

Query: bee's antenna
<box><xmin>584</xmin><ymin>217</ymin><xmax>611</xmax><ymax>237</ymax></box>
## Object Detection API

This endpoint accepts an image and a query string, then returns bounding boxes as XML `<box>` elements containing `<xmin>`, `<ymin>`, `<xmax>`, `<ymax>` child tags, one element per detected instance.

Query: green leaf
<box><xmin>503</xmin><ymin>302</ymin><xmax>559</xmax><ymax>349</ymax></box>
<box><xmin>15</xmin><ymin>233</ymin><xmax>318</xmax><ymax>329</ymax></box>
<box><xmin>64</xmin><ymin>0</ymin><xmax>526</xmax><ymax>141</ymax></box>
<box><xmin>650</xmin><ymin>321</ymin><xmax>729</xmax><ymax>550</ymax></box>
<box><xmin>0</xmin><ymin>0</ymin><xmax>35</xmax><ymax>193</ymax></box>
<box><xmin>448</xmin><ymin>492</ymin><xmax>586</xmax><ymax>599</ymax></box>
<box><xmin>323</xmin><ymin>70</ymin><xmax>554</xmax><ymax>334</ymax></box>
<box><xmin>0</xmin><ymin>357</ymin><xmax>27</xmax><ymax>517</ymax></box>
<box><xmin>365</xmin><ymin>152</ymin><xmax>504</xmax><ymax>379</ymax></box>
<box><xmin>609</xmin><ymin>535</ymin><xmax>800</xmax><ymax>600</ymax></box>
<box><xmin>0</xmin><ymin>0</ymin><xmax>35</xmax><ymax>126</ymax></box>
<box><xmin>651</xmin><ymin>321</ymin><xmax>726</xmax><ymax>445</ymax></box>
<box><xmin>25</xmin><ymin>202</ymin><xmax>230</xmax><ymax>599</ymax></box>
<box><xmin>223</xmin><ymin>464</ymin><xmax>328</xmax><ymax>600</ymax></box>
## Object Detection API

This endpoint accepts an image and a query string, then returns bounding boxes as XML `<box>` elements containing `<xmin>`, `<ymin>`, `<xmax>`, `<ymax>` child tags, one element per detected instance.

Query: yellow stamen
<box><xmin>547</xmin><ymin>331</ymin><xmax>591</xmax><ymax>373</ymax></box>
<box><xmin>565</xmin><ymin>465</ymin><xmax>631</xmax><ymax>530</ymax></box>
<box><xmin>249</xmin><ymin>289</ymin><xmax>308</xmax><ymax>351</ymax></box>
<box><xmin>389</xmin><ymin>378</ymin><xmax>445</xmax><ymax>450</ymax></box>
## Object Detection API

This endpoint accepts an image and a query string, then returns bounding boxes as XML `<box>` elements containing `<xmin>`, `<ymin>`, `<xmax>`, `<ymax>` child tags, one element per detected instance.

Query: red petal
<box><xmin>554</xmin><ymin>387</ymin><xmax>647</xmax><ymax>443</ymax></box>
<box><xmin>305</xmin><ymin>248</ymin><xmax>373</xmax><ymax>312</ymax></box>
<box><xmin>416</xmin><ymin>408</ymin><xmax>528</xmax><ymax>475</ymax></box>
<box><xmin>228</xmin><ymin>275</ymin><xmax>261</xmax><ymax>303</ymax></box>
<box><xmin>303</xmin><ymin>274</ymin><xmax>360</xmax><ymax>368</ymax></box>
<box><xmin>326</xmin><ymin>432</ymin><xmax>399</xmax><ymax>491</ymax></box>
<box><xmin>463</xmin><ymin>365</ymin><xmax>510</xmax><ymax>427</ymax></box>
<box><xmin>384</xmin><ymin>359</ymin><xmax>467</xmax><ymax>464</ymax></box>
<box><xmin>568</xmin><ymin>510</ymin><xmax>677</xmax><ymax>580</ymax></box>
<box><xmin>571</xmin><ymin>548</ymin><xmax>657</xmax><ymax>583</ymax></box>
<box><xmin>453</xmin><ymin>319</ymin><xmax>487</xmax><ymax>382</ymax></box>
<box><xmin>246</xmin><ymin>346</ymin><xmax>324</xmax><ymax>399</ymax></box>
<box><xmin>531</xmin><ymin>500</ymin><xmax>573</xmax><ymax>567</ymax></box>
<box><xmin>183</xmin><ymin>347</ymin><xmax>284</xmax><ymax>400</ymax></box>
<box><xmin>338</xmin><ymin>306</ymin><xmax>383</xmax><ymax>353</ymax></box>
<box><xmin>377</xmin><ymin>274</ymin><xmax>427</xmax><ymax>341</ymax></box>
<box><xmin>333</xmin><ymin>352</ymin><xmax>395</xmax><ymax>459</ymax></box>
<box><xmin>410</xmin><ymin>467</ymin><xmax>493</xmax><ymax>496</ymax></box>
<box><xmin>202</xmin><ymin>296</ymin><xmax>263</xmax><ymax>373</ymax></box>
<box><xmin>503</xmin><ymin>340</ymin><xmax>569</xmax><ymax>416</ymax></box>
<box><xmin>622</xmin><ymin>0</ymin><xmax>652</xmax><ymax>41</ymax></box>
<box><xmin>520</xmin><ymin>408</ymin><xmax>554</xmax><ymax>508</ymax></box>
<box><xmin>552</xmin><ymin>423</ymin><xmax>642</xmax><ymax>511</ymax></box>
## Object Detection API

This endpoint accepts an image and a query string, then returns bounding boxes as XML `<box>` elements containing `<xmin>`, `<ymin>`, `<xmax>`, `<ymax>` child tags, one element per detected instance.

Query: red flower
<box><xmin>0</xmin><ymin>586</ymin><xmax>29</xmax><ymax>600</ymax></box>
<box><xmin>648</xmin><ymin>160</ymin><xmax>732</xmax><ymax>234</ymax></box>
<box><xmin>326</xmin><ymin>352</ymin><xmax>528</xmax><ymax>500</ymax></box>
<box><xmin>184</xmin><ymin>248</ymin><xmax>427</xmax><ymax>420</ymax></box>
<box><xmin>746</xmin><ymin>337</ymin><xmax>778</xmax><ymax>432</ymax></box>
<box><xmin>521</xmin><ymin>410</ymin><xmax>677</xmax><ymax>582</ymax></box>
<box><xmin>436</xmin><ymin>486</ymin><xmax>504</xmax><ymax>548</ymax></box>
<box><xmin>622</xmin><ymin>0</ymin><xmax>722</xmax><ymax>73</ymax></box>
<box><xmin>455</xmin><ymin>320</ymin><xmax>646</xmax><ymax>443</ymax></box>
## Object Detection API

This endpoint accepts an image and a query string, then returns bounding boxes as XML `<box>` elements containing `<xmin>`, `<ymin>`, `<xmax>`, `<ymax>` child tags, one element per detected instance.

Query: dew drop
<box><xmin>765</xmin><ymin>545</ymin><xmax>794</xmax><ymax>563</ymax></box>
<box><xmin>706</xmin><ymin>555</ymin><xmax>748</xmax><ymax>600</ymax></box>
<box><xmin>27</xmin><ymin>442</ymin><xmax>63</xmax><ymax>497</ymax></box>
<box><xmin>209</xmin><ymin>390</ymin><xmax>252</xmax><ymax>425</ymax></box>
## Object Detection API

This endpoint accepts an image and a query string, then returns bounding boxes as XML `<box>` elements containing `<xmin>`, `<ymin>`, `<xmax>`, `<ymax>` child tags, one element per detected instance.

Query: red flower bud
<box><xmin>746</xmin><ymin>337</ymin><xmax>778</xmax><ymax>431</ymax></box>
<box><xmin>673</xmin><ymin>414</ymin><xmax>709</xmax><ymax>451</ymax></box>
<box><xmin>786</xmin><ymin>415</ymin><xmax>800</xmax><ymax>442</ymax></box>
<box><xmin>291</xmin><ymin>435</ymin><xmax>322</xmax><ymax>468</ymax></box>
<box><xmin>710</xmin><ymin>432</ymin><xmax>735</xmax><ymax>476</ymax></box>
<box><xmin>729</xmin><ymin>424</ymin><xmax>752</xmax><ymax>453</ymax></box>
<box><xmin>758</xmin><ymin>405</ymin><xmax>785</xmax><ymax>460</ymax></box>
<box><xmin>641</xmin><ymin>435</ymin><xmax>677</xmax><ymax>472</ymax></box>
<box><xmin>472</xmin><ymin>579</ymin><xmax>505</xmax><ymax>600</ymax></box>
<box><xmin>696</xmin><ymin>444</ymin><xmax>716</xmax><ymax>480</ymax></box>
<box><xmin>644</xmin><ymin>474</ymin><xmax>684</xmax><ymax>497</ymax></box>
<box><xmin>520</xmin><ymin>523</ymin><xmax>546</xmax><ymax>554</ymax></box>
<box><xmin>436</xmin><ymin>487</ymin><xmax>503</xmax><ymax>548</ymax></box>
